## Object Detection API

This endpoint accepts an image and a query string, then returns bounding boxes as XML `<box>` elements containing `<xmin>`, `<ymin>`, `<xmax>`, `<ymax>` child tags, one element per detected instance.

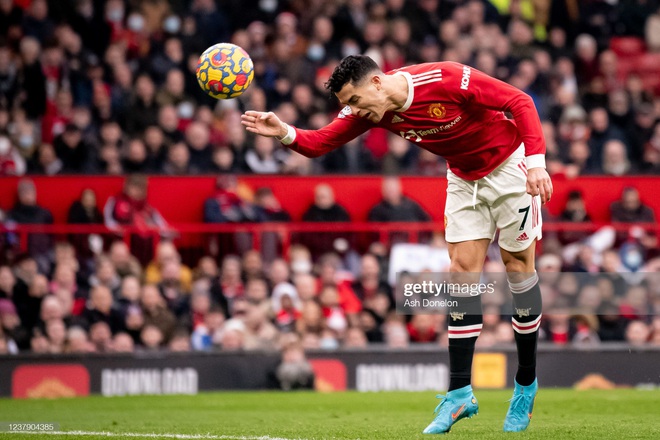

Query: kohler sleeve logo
<box><xmin>460</xmin><ymin>66</ymin><xmax>472</xmax><ymax>90</ymax></box>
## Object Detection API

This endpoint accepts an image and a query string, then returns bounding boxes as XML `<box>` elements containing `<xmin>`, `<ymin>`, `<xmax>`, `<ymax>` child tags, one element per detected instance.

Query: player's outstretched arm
<box><xmin>241</xmin><ymin>111</ymin><xmax>288</xmax><ymax>139</ymax></box>
<box><xmin>526</xmin><ymin>168</ymin><xmax>553</xmax><ymax>205</ymax></box>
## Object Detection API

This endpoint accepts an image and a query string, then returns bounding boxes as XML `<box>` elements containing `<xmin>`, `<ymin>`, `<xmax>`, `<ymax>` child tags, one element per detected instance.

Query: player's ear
<box><xmin>371</xmin><ymin>75</ymin><xmax>382</xmax><ymax>90</ymax></box>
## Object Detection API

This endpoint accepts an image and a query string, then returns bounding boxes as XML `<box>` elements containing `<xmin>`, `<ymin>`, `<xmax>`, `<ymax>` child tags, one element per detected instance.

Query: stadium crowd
<box><xmin>0</xmin><ymin>0</ymin><xmax>659</xmax><ymax>176</ymax></box>
<box><xmin>2</xmin><ymin>0</ymin><xmax>660</xmax><ymax>354</ymax></box>
<box><xmin>1</xmin><ymin>172</ymin><xmax>660</xmax><ymax>354</ymax></box>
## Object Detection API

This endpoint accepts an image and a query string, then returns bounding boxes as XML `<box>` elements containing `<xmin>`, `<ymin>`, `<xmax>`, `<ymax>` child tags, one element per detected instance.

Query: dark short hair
<box><xmin>325</xmin><ymin>55</ymin><xmax>381</xmax><ymax>95</ymax></box>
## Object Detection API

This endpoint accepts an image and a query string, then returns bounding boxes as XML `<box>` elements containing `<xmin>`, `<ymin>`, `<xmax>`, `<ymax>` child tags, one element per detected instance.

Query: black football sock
<box><xmin>447</xmin><ymin>295</ymin><xmax>483</xmax><ymax>392</ymax></box>
<box><xmin>509</xmin><ymin>273</ymin><xmax>542</xmax><ymax>387</ymax></box>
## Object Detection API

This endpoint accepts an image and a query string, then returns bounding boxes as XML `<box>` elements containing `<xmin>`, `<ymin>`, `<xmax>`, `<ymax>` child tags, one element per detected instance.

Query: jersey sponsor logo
<box><xmin>399</xmin><ymin>116</ymin><xmax>463</xmax><ymax>142</ymax></box>
<box><xmin>401</xmin><ymin>129</ymin><xmax>422</xmax><ymax>142</ymax></box>
<box><xmin>427</xmin><ymin>103</ymin><xmax>446</xmax><ymax>119</ymax></box>
<box><xmin>460</xmin><ymin>65</ymin><xmax>472</xmax><ymax>90</ymax></box>
<box><xmin>338</xmin><ymin>105</ymin><xmax>352</xmax><ymax>119</ymax></box>
<box><xmin>391</xmin><ymin>114</ymin><xmax>405</xmax><ymax>124</ymax></box>
<box><xmin>437</xmin><ymin>115</ymin><xmax>462</xmax><ymax>131</ymax></box>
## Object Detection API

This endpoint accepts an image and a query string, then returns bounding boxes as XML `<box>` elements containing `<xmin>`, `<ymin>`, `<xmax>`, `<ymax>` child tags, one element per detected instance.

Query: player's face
<box><xmin>335</xmin><ymin>75</ymin><xmax>388</xmax><ymax>123</ymax></box>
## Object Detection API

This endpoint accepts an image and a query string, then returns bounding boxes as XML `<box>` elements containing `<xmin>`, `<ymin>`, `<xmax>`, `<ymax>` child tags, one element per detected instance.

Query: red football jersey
<box><xmin>285</xmin><ymin>62</ymin><xmax>545</xmax><ymax>180</ymax></box>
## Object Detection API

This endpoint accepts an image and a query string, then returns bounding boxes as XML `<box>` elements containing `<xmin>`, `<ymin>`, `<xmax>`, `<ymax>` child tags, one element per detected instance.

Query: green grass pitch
<box><xmin>0</xmin><ymin>388</ymin><xmax>659</xmax><ymax>439</ymax></box>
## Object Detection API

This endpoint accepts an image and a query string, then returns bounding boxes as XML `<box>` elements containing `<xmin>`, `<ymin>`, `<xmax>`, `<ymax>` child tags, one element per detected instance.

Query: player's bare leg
<box><xmin>423</xmin><ymin>239</ymin><xmax>488</xmax><ymax>434</ymax></box>
<box><xmin>500</xmin><ymin>241</ymin><xmax>541</xmax><ymax>432</ymax></box>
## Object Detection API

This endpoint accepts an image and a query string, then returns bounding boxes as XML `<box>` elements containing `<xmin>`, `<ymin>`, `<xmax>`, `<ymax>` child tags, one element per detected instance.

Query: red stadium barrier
<box><xmin>1</xmin><ymin>222</ymin><xmax>657</xmax><ymax>262</ymax></box>
<box><xmin>1</xmin><ymin>176</ymin><xmax>660</xmax><ymax>224</ymax></box>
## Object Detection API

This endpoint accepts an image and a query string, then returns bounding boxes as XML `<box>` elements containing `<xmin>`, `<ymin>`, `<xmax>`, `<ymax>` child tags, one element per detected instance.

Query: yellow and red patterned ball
<box><xmin>196</xmin><ymin>43</ymin><xmax>254</xmax><ymax>99</ymax></box>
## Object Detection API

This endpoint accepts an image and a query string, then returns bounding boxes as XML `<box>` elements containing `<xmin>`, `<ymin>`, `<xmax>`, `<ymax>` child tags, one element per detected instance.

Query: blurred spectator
<box><xmin>601</xmin><ymin>139</ymin><xmax>633</xmax><ymax>176</ymax></box>
<box><xmin>625</xmin><ymin>320</ymin><xmax>651</xmax><ymax>346</ymax></box>
<box><xmin>7</xmin><ymin>179</ymin><xmax>54</xmax><ymax>272</ymax></box>
<box><xmin>30</xmin><ymin>143</ymin><xmax>63</xmax><ymax>175</ymax></box>
<box><xmin>316</xmin><ymin>253</ymin><xmax>362</xmax><ymax>319</ymax></box>
<box><xmin>352</xmin><ymin>253</ymin><xmax>392</xmax><ymax>302</ymax></box>
<box><xmin>162</xmin><ymin>142</ymin><xmax>196</xmax><ymax>174</ymax></box>
<box><xmin>219</xmin><ymin>318</ymin><xmax>246</xmax><ymax>351</ymax></box>
<box><xmin>67</xmin><ymin>188</ymin><xmax>102</xmax><ymax>224</ymax></box>
<box><xmin>254</xmin><ymin>187</ymin><xmax>291</xmax><ymax>261</ymax></box>
<box><xmin>275</xmin><ymin>342</ymin><xmax>315</xmax><ymax>390</ymax></box>
<box><xmin>301</xmin><ymin>184</ymin><xmax>351</xmax><ymax>256</ymax></box>
<box><xmin>82</xmin><ymin>285</ymin><xmax>123</xmax><ymax>333</ymax></box>
<box><xmin>302</xmin><ymin>184</ymin><xmax>350</xmax><ymax>222</ymax></box>
<box><xmin>66</xmin><ymin>188</ymin><xmax>103</xmax><ymax>259</ymax></box>
<box><xmin>244</xmin><ymin>136</ymin><xmax>288</xmax><ymax>174</ymax></box>
<box><xmin>144</xmin><ymin>241</ymin><xmax>193</xmax><ymax>293</ymax></box>
<box><xmin>65</xmin><ymin>325</ymin><xmax>94</xmax><ymax>353</ymax></box>
<box><xmin>368</xmin><ymin>176</ymin><xmax>431</xmax><ymax>222</ymax></box>
<box><xmin>111</xmin><ymin>332</ymin><xmax>135</xmax><ymax>353</ymax></box>
<box><xmin>254</xmin><ymin>187</ymin><xmax>291</xmax><ymax>222</ymax></box>
<box><xmin>108</xmin><ymin>241</ymin><xmax>142</xmax><ymax>279</ymax></box>
<box><xmin>0</xmin><ymin>265</ymin><xmax>16</xmax><ymax>299</ymax></box>
<box><xmin>104</xmin><ymin>174</ymin><xmax>169</xmax><ymax>264</ymax></box>
<box><xmin>88</xmin><ymin>255</ymin><xmax>121</xmax><ymax>296</ymax></box>
<box><xmin>204</xmin><ymin>175</ymin><xmax>258</xmax><ymax>254</ymax></box>
<box><xmin>610</xmin><ymin>187</ymin><xmax>656</xmax><ymax>223</ymax></box>
<box><xmin>558</xmin><ymin>190</ymin><xmax>591</xmax><ymax>243</ymax></box>
<box><xmin>0</xmin><ymin>135</ymin><xmax>26</xmax><ymax>176</ymax></box>
<box><xmin>53</xmin><ymin>124</ymin><xmax>93</xmax><ymax>173</ymax></box>
<box><xmin>642</xmin><ymin>122</ymin><xmax>660</xmax><ymax>172</ymax></box>
<box><xmin>184</xmin><ymin>121</ymin><xmax>212</xmax><ymax>172</ymax></box>
<box><xmin>168</xmin><ymin>329</ymin><xmax>192</xmax><ymax>352</ymax></box>
<box><xmin>0</xmin><ymin>298</ymin><xmax>28</xmax><ymax>351</ymax></box>
<box><xmin>204</xmin><ymin>175</ymin><xmax>259</xmax><ymax>223</ymax></box>
<box><xmin>191</xmin><ymin>305</ymin><xmax>225</xmax><ymax>351</ymax></box>
<box><xmin>141</xmin><ymin>283</ymin><xmax>177</xmax><ymax>343</ymax></box>
<box><xmin>407</xmin><ymin>314</ymin><xmax>438</xmax><ymax>343</ymax></box>
<box><xmin>140</xmin><ymin>324</ymin><xmax>165</xmax><ymax>350</ymax></box>
<box><xmin>125</xmin><ymin>74</ymin><xmax>159</xmax><ymax>135</ymax></box>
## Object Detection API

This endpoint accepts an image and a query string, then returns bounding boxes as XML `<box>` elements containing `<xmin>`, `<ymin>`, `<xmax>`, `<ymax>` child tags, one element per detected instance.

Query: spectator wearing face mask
<box><xmin>0</xmin><ymin>135</ymin><xmax>26</xmax><ymax>176</ymax></box>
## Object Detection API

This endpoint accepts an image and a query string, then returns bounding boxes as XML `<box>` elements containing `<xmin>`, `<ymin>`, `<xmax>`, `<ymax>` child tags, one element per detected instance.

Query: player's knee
<box><xmin>504</xmin><ymin>258</ymin><xmax>528</xmax><ymax>274</ymax></box>
<box><xmin>449</xmin><ymin>257</ymin><xmax>481</xmax><ymax>273</ymax></box>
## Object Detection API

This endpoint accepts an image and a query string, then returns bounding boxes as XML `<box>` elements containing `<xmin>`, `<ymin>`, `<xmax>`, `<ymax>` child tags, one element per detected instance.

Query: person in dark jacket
<box><xmin>368</xmin><ymin>176</ymin><xmax>431</xmax><ymax>222</ymax></box>
<box><xmin>302</xmin><ymin>183</ymin><xmax>350</xmax><ymax>222</ymax></box>
<box><xmin>7</xmin><ymin>178</ymin><xmax>53</xmax><ymax>272</ymax></box>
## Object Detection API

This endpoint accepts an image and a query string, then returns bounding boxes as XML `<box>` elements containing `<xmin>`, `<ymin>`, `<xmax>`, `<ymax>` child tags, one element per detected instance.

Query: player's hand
<box><xmin>526</xmin><ymin>168</ymin><xmax>553</xmax><ymax>204</ymax></box>
<box><xmin>241</xmin><ymin>111</ymin><xmax>287</xmax><ymax>138</ymax></box>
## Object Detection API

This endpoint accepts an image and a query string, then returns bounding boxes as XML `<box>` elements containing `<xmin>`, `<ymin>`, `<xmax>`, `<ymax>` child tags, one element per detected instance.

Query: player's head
<box><xmin>325</xmin><ymin>55</ymin><xmax>380</xmax><ymax>95</ymax></box>
<box><xmin>325</xmin><ymin>55</ymin><xmax>389</xmax><ymax>123</ymax></box>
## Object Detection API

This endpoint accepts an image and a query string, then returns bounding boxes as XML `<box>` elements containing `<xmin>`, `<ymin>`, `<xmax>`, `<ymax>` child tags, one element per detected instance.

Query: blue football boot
<box><xmin>503</xmin><ymin>378</ymin><xmax>538</xmax><ymax>432</ymax></box>
<box><xmin>423</xmin><ymin>385</ymin><xmax>479</xmax><ymax>434</ymax></box>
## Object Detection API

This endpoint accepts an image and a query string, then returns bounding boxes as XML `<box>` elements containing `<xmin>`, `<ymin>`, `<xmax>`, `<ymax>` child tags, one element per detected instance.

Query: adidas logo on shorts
<box><xmin>516</xmin><ymin>232</ymin><xmax>529</xmax><ymax>242</ymax></box>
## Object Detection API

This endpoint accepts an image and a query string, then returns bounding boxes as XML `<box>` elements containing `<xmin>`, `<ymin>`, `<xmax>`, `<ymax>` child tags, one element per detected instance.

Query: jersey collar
<box><xmin>393</xmin><ymin>71</ymin><xmax>413</xmax><ymax>112</ymax></box>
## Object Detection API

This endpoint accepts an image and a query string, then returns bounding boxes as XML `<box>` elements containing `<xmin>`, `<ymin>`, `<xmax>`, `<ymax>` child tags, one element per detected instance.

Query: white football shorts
<box><xmin>444</xmin><ymin>144</ymin><xmax>542</xmax><ymax>252</ymax></box>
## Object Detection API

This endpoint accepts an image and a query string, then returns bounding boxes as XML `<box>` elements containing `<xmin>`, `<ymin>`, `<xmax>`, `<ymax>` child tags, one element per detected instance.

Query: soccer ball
<box><xmin>196</xmin><ymin>43</ymin><xmax>254</xmax><ymax>99</ymax></box>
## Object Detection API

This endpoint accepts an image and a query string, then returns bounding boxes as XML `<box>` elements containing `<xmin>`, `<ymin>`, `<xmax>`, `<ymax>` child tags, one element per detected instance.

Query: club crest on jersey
<box><xmin>427</xmin><ymin>103</ymin><xmax>446</xmax><ymax>119</ymax></box>
<box><xmin>338</xmin><ymin>105</ymin><xmax>352</xmax><ymax>119</ymax></box>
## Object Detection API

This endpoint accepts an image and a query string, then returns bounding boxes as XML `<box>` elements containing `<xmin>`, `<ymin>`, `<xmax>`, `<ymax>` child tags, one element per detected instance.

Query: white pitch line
<box><xmin>1</xmin><ymin>431</ymin><xmax>308</xmax><ymax>440</ymax></box>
